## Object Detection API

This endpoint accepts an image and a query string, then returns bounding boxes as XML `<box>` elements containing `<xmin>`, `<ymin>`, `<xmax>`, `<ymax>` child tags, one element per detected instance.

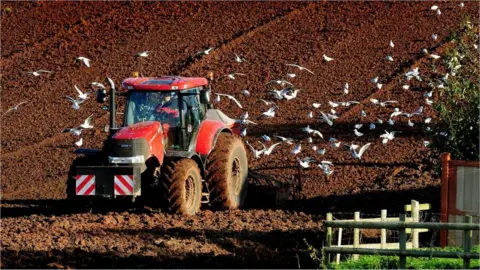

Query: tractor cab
<box><xmin>121</xmin><ymin>76</ymin><xmax>212</xmax><ymax>151</ymax></box>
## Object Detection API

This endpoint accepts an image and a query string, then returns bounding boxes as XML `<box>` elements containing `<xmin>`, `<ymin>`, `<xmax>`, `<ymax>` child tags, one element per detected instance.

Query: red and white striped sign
<box><xmin>76</xmin><ymin>175</ymin><xmax>95</xmax><ymax>196</ymax></box>
<box><xmin>114</xmin><ymin>175</ymin><xmax>134</xmax><ymax>195</ymax></box>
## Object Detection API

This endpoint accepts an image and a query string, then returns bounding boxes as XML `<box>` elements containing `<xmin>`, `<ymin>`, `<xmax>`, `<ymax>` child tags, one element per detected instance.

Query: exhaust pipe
<box><xmin>107</xmin><ymin>77</ymin><xmax>117</xmax><ymax>134</ymax></box>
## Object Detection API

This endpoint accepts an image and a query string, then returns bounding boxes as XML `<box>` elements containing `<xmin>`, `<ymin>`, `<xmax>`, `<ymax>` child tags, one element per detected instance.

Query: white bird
<box><xmin>298</xmin><ymin>157</ymin><xmax>315</xmax><ymax>168</ymax></box>
<box><xmin>330</xmin><ymin>109</ymin><xmax>336</xmax><ymax>115</ymax></box>
<box><xmin>286</xmin><ymin>64</ymin><xmax>315</xmax><ymax>75</ymax></box>
<box><xmin>25</xmin><ymin>70</ymin><xmax>52</xmax><ymax>76</ymax></box>
<box><xmin>223</xmin><ymin>73</ymin><xmax>246</xmax><ymax>80</ymax></box>
<box><xmin>276</xmin><ymin>136</ymin><xmax>295</xmax><ymax>145</ymax></box>
<box><xmin>371</xmin><ymin>99</ymin><xmax>398</xmax><ymax>107</ymax></box>
<box><xmin>240</xmin><ymin>128</ymin><xmax>247</xmax><ymax>136</ymax></box>
<box><xmin>459</xmin><ymin>2</ymin><xmax>464</xmax><ymax>8</ymax></box>
<box><xmin>361</xmin><ymin>110</ymin><xmax>367</xmax><ymax>117</ymax></box>
<box><xmin>74</xmin><ymin>85</ymin><xmax>89</xmax><ymax>100</ymax></box>
<box><xmin>307</xmin><ymin>137</ymin><xmax>313</xmax><ymax>143</ymax></box>
<box><xmin>266</xmin><ymin>79</ymin><xmax>294</xmax><ymax>87</ymax></box>
<box><xmin>215</xmin><ymin>93</ymin><xmax>243</xmax><ymax>108</ymax></box>
<box><xmin>260</xmin><ymin>142</ymin><xmax>282</xmax><ymax>156</ymax></box>
<box><xmin>371</xmin><ymin>77</ymin><xmax>379</xmax><ymax>84</ymax></box>
<box><xmin>389</xmin><ymin>40</ymin><xmax>394</xmax><ymax>48</ymax></box>
<box><xmin>424</xmin><ymin>91</ymin><xmax>433</xmax><ymax>98</ymax></box>
<box><xmin>354</xmin><ymin>129</ymin><xmax>364</xmax><ymax>137</ymax></box>
<box><xmin>235</xmin><ymin>119</ymin><xmax>257</xmax><ymax>126</ymax></box>
<box><xmin>343</xmin><ymin>83</ymin><xmax>349</xmax><ymax>95</ymax></box>
<box><xmin>425</xmin><ymin>98</ymin><xmax>433</xmax><ymax>105</ymax></box>
<box><xmin>75</xmin><ymin>138</ymin><xmax>83</xmax><ymax>147</ymax></box>
<box><xmin>234</xmin><ymin>53</ymin><xmax>246</xmax><ymax>63</ymax></box>
<box><xmin>283</xmin><ymin>89</ymin><xmax>301</xmax><ymax>100</ymax></box>
<box><xmin>328</xmin><ymin>101</ymin><xmax>339</xmax><ymax>108</ymax></box>
<box><xmin>267</xmin><ymin>88</ymin><xmax>293</xmax><ymax>100</ymax></box>
<box><xmin>256</xmin><ymin>99</ymin><xmax>278</xmax><ymax>107</ymax></box>
<box><xmin>313</xmin><ymin>103</ymin><xmax>321</xmax><ymax>108</ymax></box>
<box><xmin>62</xmin><ymin>127</ymin><xmax>82</xmax><ymax>136</ymax></box>
<box><xmin>318</xmin><ymin>163</ymin><xmax>333</xmax><ymax>176</ymax></box>
<box><xmin>390</xmin><ymin>110</ymin><xmax>403</xmax><ymax>118</ymax></box>
<box><xmin>340</xmin><ymin>101</ymin><xmax>360</xmax><ymax>107</ymax></box>
<box><xmin>215</xmin><ymin>95</ymin><xmax>221</xmax><ymax>103</ymax></box>
<box><xmin>90</xmin><ymin>82</ymin><xmax>106</xmax><ymax>89</ymax></box>
<box><xmin>196</xmin><ymin>47</ymin><xmax>215</xmax><ymax>56</ymax></box>
<box><xmin>2</xmin><ymin>101</ymin><xmax>28</xmax><ymax>116</ymax></box>
<box><xmin>330</xmin><ymin>138</ymin><xmax>341</xmax><ymax>148</ymax></box>
<box><xmin>312</xmin><ymin>145</ymin><xmax>318</xmax><ymax>151</ymax></box>
<box><xmin>303</xmin><ymin>125</ymin><xmax>324</xmax><ymax>139</ymax></box>
<box><xmin>429</xmin><ymin>54</ymin><xmax>441</xmax><ymax>60</ymax></box>
<box><xmin>380</xmin><ymin>130</ymin><xmax>399</xmax><ymax>144</ymax></box>
<box><xmin>290</xmin><ymin>144</ymin><xmax>302</xmax><ymax>155</ymax></box>
<box><xmin>349</xmin><ymin>143</ymin><xmax>371</xmax><ymax>159</ymax></box>
<box><xmin>388</xmin><ymin>119</ymin><xmax>395</xmax><ymax>125</ymax></box>
<box><xmin>80</xmin><ymin>114</ymin><xmax>94</xmax><ymax>129</ymax></box>
<box><xmin>436</xmin><ymin>9</ymin><xmax>441</xmax><ymax>16</ymax></box>
<box><xmin>422</xmin><ymin>48</ymin><xmax>429</xmax><ymax>55</ymax></box>
<box><xmin>408</xmin><ymin>119</ymin><xmax>414</xmax><ymax>127</ymax></box>
<box><xmin>262</xmin><ymin>135</ymin><xmax>271</xmax><ymax>142</ymax></box>
<box><xmin>135</xmin><ymin>51</ymin><xmax>151</xmax><ymax>57</ymax></box>
<box><xmin>64</xmin><ymin>96</ymin><xmax>86</xmax><ymax>110</ymax></box>
<box><xmin>424</xmin><ymin>141</ymin><xmax>430</xmax><ymax>147</ymax></box>
<box><xmin>402</xmin><ymin>85</ymin><xmax>410</xmax><ymax>90</ymax></box>
<box><xmin>241</xmin><ymin>89</ymin><xmax>250</xmax><ymax>96</ymax></box>
<box><xmin>386</xmin><ymin>56</ymin><xmax>394</xmax><ymax>62</ymax></box>
<box><xmin>425</xmin><ymin>118</ymin><xmax>432</xmax><ymax>124</ymax></box>
<box><xmin>317</xmin><ymin>148</ymin><xmax>326</xmax><ymax>155</ymax></box>
<box><xmin>75</xmin><ymin>56</ymin><xmax>91</xmax><ymax>67</ymax></box>
<box><xmin>240</xmin><ymin>111</ymin><xmax>249</xmax><ymax>120</ymax></box>
<box><xmin>405</xmin><ymin>67</ymin><xmax>421</xmax><ymax>81</ymax></box>
<box><xmin>431</xmin><ymin>5</ymin><xmax>438</xmax><ymax>10</ymax></box>
<box><xmin>257</xmin><ymin>106</ymin><xmax>277</xmax><ymax>119</ymax></box>
<box><xmin>286</xmin><ymin>73</ymin><xmax>296</xmax><ymax>78</ymax></box>
<box><xmin>377</xmin><ymin>118</ymin><xmax>384</xmax><ymax>124</ymax></box>
<box><xmin>432</xmin><ymin>34</ymin><xmax>438</xmax><ymax>40</ymax></box>
<box><xmin>246</xmin><ymin>141</ymin><xmax>265</xmax><ymax>159</ymax></box>
<box><xmin>320</xmin><ymin>111</ymin><xmax>333</xmax><ymax>126</ymax></box>
<box><xmin>308</xmin><ymin>111</ymin><xmax>313</xmax><ymax>118</ymax></box>
<box><xmin>369</xmin><ymin>123</ymin><xmax>376</xmax><ymax>130</ymax></box>
<box><xmin>323</xmin><ymin>54</ymin><xmax>334</xmax><ymax>62</ymax></box>
<box><xmin>354</xmin><ymin>124</ymin><xmax>363</xmax><ymax>129</ymax></box>
<box><xmin>376</xmin><ymin>83</ymin><xmax>383</xmax><ymax>90</ymax></box>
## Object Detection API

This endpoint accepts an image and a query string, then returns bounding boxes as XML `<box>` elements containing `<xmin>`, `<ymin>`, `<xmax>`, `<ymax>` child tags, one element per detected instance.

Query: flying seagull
<box><xmin>196</xmin><ymin>47</ymin><xmax>215</xmax><ymax>56</ymax></box>
<box><xmin>323</xmin><ymin>54</ymin><xmax>334</xmax><ymax>62</ymax></box>
<box><xmin>234</xmin><ymin>53</ymin><xmax>246</xmax><ymax>63</ymax></box>
<box><xmin>349</xmin><ymin>143</ymin><xmax>371</xmax><ymax>160</ymax></box>
<box><xmin>246</xmin><ymin>141</ymin><xmax>265</xmax><ymax>159</ymax></box>
<box><xmin>64</xmin><ymin>96</ymin><xmax>86</xmax><ymax>110</ymax></box>
<box><xmin>286</xmin><ymin>64</ymin><xmax>315</xmax><ymax>75</ymax></box>
<box><xmin>215</xmin><ymin>93</ymin><xmax>243</xmax><ymax>108</ymax></box>
<box><xmin>25</xmin><ymin>70</ymin><xmax>52</xmax><ymax>77</ymax></box>
<box><xmin>135</xmin><ymin>51</ymin><xmax>151</xmax><ymax>57</ymax></box>
<box><xmin>75</xmin><ymin>56</ymin><xmax>91</xmax><ymax>67</ymax></box>
<box><xmin>223</xmin><ymin>73</ymin><xmax>246</xmax><ymax>80</ymax></box>
<box><xmin>266</xmin><ymin>79</ymin><xmax>294</xmax><ymax>87</ymax></box>
<box><xmin>259</xmin><ymin>142</ymin><xmax>282</xmax><ymax>156</ymax></box>
<box><xmin>3</xmin><ymin>101</ymin><xmax>28</xmax><ymax>116</ymax></box>
<box><xmin>62</xmin><ymin>114</ymin><xmax>94</xmax><ymax>135</ymax></box>
<box><xmin>75</xmin><ymin>85</ymin><xmax>89</xmax><ymax>100</ymax></box>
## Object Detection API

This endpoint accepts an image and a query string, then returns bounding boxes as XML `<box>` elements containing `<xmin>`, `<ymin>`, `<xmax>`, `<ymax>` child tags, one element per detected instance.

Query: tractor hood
<box><xmin>113</xmin><ymin>121</ymin><xmax>162</xmax><ymax>141</ymax></box>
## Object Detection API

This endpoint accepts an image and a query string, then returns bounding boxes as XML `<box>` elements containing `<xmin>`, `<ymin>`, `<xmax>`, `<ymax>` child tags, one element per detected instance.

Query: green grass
<box><xmin>331</xmin><ymin>246</ymin><xmax>480</xmax><ymax>269</ymax></box>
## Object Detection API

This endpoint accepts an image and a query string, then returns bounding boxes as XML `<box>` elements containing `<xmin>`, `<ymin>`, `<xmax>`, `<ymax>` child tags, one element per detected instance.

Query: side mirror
<box><xmin>96</xmin><ymin>89</ymin><xmax>107</xmax><ymax>103</ymax></box>
<box><xmin>200</xmin><ymin>89</ymin><xmax>211</xmax><ymax>104</ymax></box>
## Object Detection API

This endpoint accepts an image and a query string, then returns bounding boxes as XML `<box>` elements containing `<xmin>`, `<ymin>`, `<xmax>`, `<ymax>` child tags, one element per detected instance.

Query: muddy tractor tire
<box><xmin>206</xmin><ymin>133</ymin><xmax>249</xmax><ymax>210</ymax></box>
<box><xmin>159</xmin><ymin>159</ymin><xmax>202</xmax><ymax>215</ymax></box>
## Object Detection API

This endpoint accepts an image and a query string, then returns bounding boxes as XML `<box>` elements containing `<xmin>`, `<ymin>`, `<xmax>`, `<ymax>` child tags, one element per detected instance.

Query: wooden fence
<box><xmin>441</xmin><ymin>153</ymin><xmax>480</xmax><ymax>247</ymax></box>
<box><xmin>323</xmin><ymin>215</ymin><xmax>480</xmax><ymax>269</ymax></box>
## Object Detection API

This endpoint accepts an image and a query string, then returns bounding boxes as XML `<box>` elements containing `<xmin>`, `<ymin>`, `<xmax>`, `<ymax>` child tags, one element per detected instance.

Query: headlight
<box><xmin>109</xmin><ymin>155</ymin><xmax>145</xmax><ymax>164</ymax></box>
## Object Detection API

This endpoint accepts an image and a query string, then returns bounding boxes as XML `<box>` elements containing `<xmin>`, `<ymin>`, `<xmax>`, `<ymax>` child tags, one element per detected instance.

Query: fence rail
<box><xmin>323</xmin><ymin>215</ymin><xmax>479</xmax><ymax>269</ymax></box>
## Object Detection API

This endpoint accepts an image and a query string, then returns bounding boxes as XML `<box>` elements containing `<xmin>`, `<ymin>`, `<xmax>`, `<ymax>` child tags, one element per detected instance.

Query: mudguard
<box><xmin>195</xmin><ymin>120</ymin><xmax>231</xmax><ymax>156</ymax></box>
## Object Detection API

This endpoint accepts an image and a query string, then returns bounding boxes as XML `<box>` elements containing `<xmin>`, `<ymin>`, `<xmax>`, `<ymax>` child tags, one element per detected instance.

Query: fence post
<box><xmin>324</xmin><ymin>213</ymin><xmax>332</xmax><ymax>267</ymax></box>
<box><xmin>440</xmin><ymin>152</ymin><xmax>451</xmax><ymax>247</ymax></box>
<box><xmin>463</xmin><ymin>215</ymin><xmax>472</xmax><ymax>269</ymax></box>
<box><xmin>412</xmin><ymin>200</ymin><xmax>419</xmax><ymax>249</ymax></box>
<box><xmin>399</xmin><ymin>214</ymin><xmax>407</xmax><ymax>269</ymax></box>
<box><xmin>381</xmin><ymin>209</ymin><xmax>387</xmax><ymax>249</ymax></box>
<box><xmin>336</xmin><ymin>228</ymin><xmax>343</xmax><ymax>264</ymax></box>
<box><xmin>353</xmin><ymin>212</ymin><xmax>360</xmax><ymax>261</ymax></box>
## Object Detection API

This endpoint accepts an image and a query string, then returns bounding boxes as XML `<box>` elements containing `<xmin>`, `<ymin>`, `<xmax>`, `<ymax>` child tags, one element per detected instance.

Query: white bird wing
<box><xmin>302</xmin><ymin>67</ymin><xmax>315</xmax><ymax>75</ymax></box>
<box><xmin>267</xmin><ymin>142</ymin><xmax>281</xmax><ymax>153</ymax></box>
<box><xmin>358</xmin><ymin>143</ymin><xmax>372</xmax><ymax>158</ymax></box>
<box><xmin>83</xmin><ymin>114</ymin><xmax>94</xmax><ymax>128</ymax></box>
<box><xmin>234</xmin><ymin>73</ymin><xmax>247</xmax><ymax>76</ymax></box>
<box><xmin>16</xmin><ymin>101</ymin><xmax>28</xmax><ymax>108</ymax></box>
<box><xmin>228</xmin><ymin>95</ymin><xmax>243</xmax><ymax>109</ymax></box>
<box><xmin>64</xmin><ymin>96</ymin><xmax>76</xmax><ymax>103</ymax></box>
<box><xmin>286</xmin><ymin>64</ymin><xmax>301</xmax><ymax>69</ymax></box>
<box><xmin>313</xmin><ymin>130</ymin><xmax>324</xmax><ymax>139</ymax></box>
<box><xmin>37</xmin><ymin>70</ymin><xmax>52</xmax><ymax>73</ymax></box>
<box><xmin>320</xmin><ymin>111</ymin><xmax>333</xmax><ymax>126</ymax></box>
<box><xmin>74</xmin><ymin>85</ymin><xmax>85</xmax><ymax>96</ymax></box>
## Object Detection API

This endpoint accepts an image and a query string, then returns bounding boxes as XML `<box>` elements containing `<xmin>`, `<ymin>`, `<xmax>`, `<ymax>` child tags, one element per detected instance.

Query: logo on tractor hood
<box><xmin>120</xmin><ymin>144</ymin><xmax>132</xmax><ymax>148</ymax></box>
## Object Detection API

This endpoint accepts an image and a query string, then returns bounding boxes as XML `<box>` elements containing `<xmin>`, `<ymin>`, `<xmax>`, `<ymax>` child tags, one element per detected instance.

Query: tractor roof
<box><xmin>122</xmin><ymin>76</ymin><xmax>208</xmax><ymax>91</ymax></box>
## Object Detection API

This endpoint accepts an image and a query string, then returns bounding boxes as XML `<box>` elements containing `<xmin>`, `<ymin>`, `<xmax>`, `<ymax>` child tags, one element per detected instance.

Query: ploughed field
<box><xmin>1</xmin><ymin>1</ymin><xmax>477</xmax><ymax>268</ymax></box>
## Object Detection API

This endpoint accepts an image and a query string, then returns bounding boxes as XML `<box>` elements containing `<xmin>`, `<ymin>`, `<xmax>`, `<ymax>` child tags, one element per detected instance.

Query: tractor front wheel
<box><xmin>206</xmin><ymin>133</ymin><xmax>248</xmax><ymax>210</ymax></box>
<box><xmin>159</xmin><ymin>159</ymin><xmax>202</xmax><ymax>215</ymax></box>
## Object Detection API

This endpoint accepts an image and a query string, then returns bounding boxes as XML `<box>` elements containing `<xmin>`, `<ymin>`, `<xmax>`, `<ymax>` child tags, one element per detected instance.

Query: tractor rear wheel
<box><xmin>159</xmin><ymin>159</ymin><xmax>202</xmax><ymax>215</ymax></box>
<box><xmin>206</xmin><ymin>133</ymin><xmax>248</xmax><ymax>210</ymax></box>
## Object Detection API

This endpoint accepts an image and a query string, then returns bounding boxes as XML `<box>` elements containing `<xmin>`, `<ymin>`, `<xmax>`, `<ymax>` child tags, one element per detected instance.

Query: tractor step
<box><xmin>201</xmin><ymin>192</ymin><xmax>210</xmax><ymax>203</ymax></box>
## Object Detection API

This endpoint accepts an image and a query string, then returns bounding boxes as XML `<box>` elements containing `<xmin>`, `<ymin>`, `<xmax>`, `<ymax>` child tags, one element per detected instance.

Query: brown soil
<box><xmin>1</xmin><ymin>1</ymin><xmax>478</xmax><ymax>268</ymax></box>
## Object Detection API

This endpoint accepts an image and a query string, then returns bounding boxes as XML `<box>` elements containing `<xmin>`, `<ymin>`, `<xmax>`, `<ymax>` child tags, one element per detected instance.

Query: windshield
<box><xmin>125</xmin><ymin>91</ymin><xmax>181</xmax><ymax>127</ymax></box>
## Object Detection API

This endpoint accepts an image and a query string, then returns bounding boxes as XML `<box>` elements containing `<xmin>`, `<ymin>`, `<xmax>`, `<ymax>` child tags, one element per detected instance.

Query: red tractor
<box><xmin>68</xmin><ymin>74</ymin><xmax>249</xmax><ymax>215</ymax></box>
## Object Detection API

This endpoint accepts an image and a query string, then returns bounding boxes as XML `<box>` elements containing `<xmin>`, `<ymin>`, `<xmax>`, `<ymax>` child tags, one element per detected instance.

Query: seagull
<box><xmin>90</xmin><ymin>82</ymin><xmax>106</xmax><ymax>89</ymax></box>
<box><xmin>432</xmin><ymin>34</ymin><xmax>438</xmax><ymax>40</ymax></box>
<box><xmin>429</xmin><ymin>54</ymin><xmax>441</xmax><ymax>60</ymax></box>
<box><xmin>80</xmin><ymin>114</ymin><xmax>94</xmax><ymax>129</ymax></box>
<box><xmin>234</xmin><ymin>53</ymin><xmax>246</xmax><ymax>63</ymax></box>
<box><xmin>436</xmin><ymin>9</ymin><xmax>441</xmax><ymax>16</ymax></box>
<box><xmin>425</xmin><ymin>118</ymin><xmax>432</xmax><ymax>124</ymax></box>
<box><xmin>297</xmin><ymin>157</ymin><xmax>315</xmax><ymax>168</ymax></box>
<box><xmin>75</xmin><ymin>138</ymin><xmax>83</xmax><ymax>147</ymax></box>
<box><xmin>422</xmin><ymin>48</ymin><xmax>429</xmax><ymax>55</ymax></box>
<box><xmin>283</xmin><ymin>89</ymin><xmax>301</xmax><ymax>101</ymax></box>
<box><xmin>25</xmin><ymin>70</ymin><xmax>52</xmax><ymax>76</ymax></box>
<box><xmin>349</xmin><ymin>143</ymin><xmax>371</xmax><ymax>160</ymax></box>
<box><xmin>431</xmin><ymin>5</ymin><xmax>439</xmax><ymax>10</ymax></box>
<box><xmin>2</xmin><ymin>101</ymin><xmax>28</xmax><ymax>116</ymax></box>
<box><xmin>257</xmin><ymin>106</ymin><xmax>277</xmax><ymax>119</ymax></box>
<box><xmin>64</xmin><ymin>96</ymin><xmax>86</xmax><ymax>110</ymax></box>
<box><xmin>266</xmin><ymin>79</ymin><xmax>294</xmax><ymax>87</ymax></box>
<box><xmin>256</xmin><ymin>99</ymin><xmax>278</xmax><ymax>107</ymax></box>
<box><xmin>389</xmin><ymin>40</ymin><xmax>394</xmax><ymax>48</ymax></box>
<box><xmin>286</xmin><ymin>64</ymin><xmax>315</xmax><ymax>75</ymax></box>
<box><xmin>390</xmin><ymin>110</ymin><xmax>403</xmax><ymax>118</ymax></box>
<box><xmin>425</xmin><ymin>98</ymin><xmax>433</xmax><ymax>105</ymax></box>
<box><xmin>196</xmin><ymin>47</ymin><xmax>215</xmax><ymax>56</ymax></box>
<box><xmin>267</xmin><ymin>88</ymin><xmax>292</xmax><ymax>100</ymax></box>
<box><xmin>302</xmin><ymin>125</ymin><xmax>324</xmax><ymax>139</ymax></box>
<box><xmin>308</xmin><ymin>111</ymin><xmax>313</xmax><ymax>118</ymax></box>
<box><xmin>239</xmin><ymin>111</ymin><xmax>249</xmax><ymax>120</ymax></box>
<box><xmin>408</xmin><ymin>119</ymin><xmax>415</xmax><ymax>127</ymax></box>
<box><xmin>318</xmin><ymin>163</ymin><xmax>333</xmax><ymax>176</ymax></box>
<box><xmin>307</xmin><ymin>137</ymin><xmax>313</xmax><ymax>143</ymax></box>
<box><xmin>377</xmin><ymin>118</ymin><xmax>384</xmax><ymax>124</ymax></box>
<box><xmin>329</xmin><ymin>101</ymin><xmax>340</xmax><ymax>108</ymax></box>
<box><xmin>388</xmin><ymin>119</ymin><xmax>395</xmax><ymax>125</ymax></box>
<box><xmin>330</xmin><ymin>109</ymin><xmax>336</xmax><ymax>114</ymax></box>
<box><xmin>402</xmin><ymin>85</ymin><xmax>410</xmax><ymax>90</ymax></box>
<box><xmin>424</xmin><ymin>91</ymin><xmax>433</xmax><ymax>98</ymax></box>
<box><xmin>354</xmin><ymin>124</ymin><xmax>363</xmax><ymax>129</ymax></box>
<box><xmin>361</xmin><ymin>110</ymin><xmax>367</xmax><ymax>117</ymax></box>
<box><xmin>215</xmin><ymin>93</ymin><xmax>242</xmax><ymax>108</ymax></box>
<box><xmin>369</xmin><ymin>123</ymin><xmax>376</xmax><ymax>130</ymax></box>
<box><xmin>75</xmin><ymin>56</ymin><xmax>91</xmax><ymax>67</ymax></box>
<box><xmin>286</xmin><ymin>73</ymin><xmax>296</xmax><ymax>78</ymax></box>
<box><xmin>376</xmin><ymin>83</ymin><xmax>383</xmax><ymax>90</ymax></box>
<box><xmin>240</xmin><ymin>127</ymin><xmax>247</xmax><ymax>136</ymax></box>
<box><xmin>63</xmin><ymin>115</ymin><xmax>94</xmax><ymax>135</ymax></box>
<box><xmin>317</xmin><ymin>148</ymin><xmax>326</xmax><ymax>155</ymax></box>
<box><xmin>371</xmin><ymin>77</ymin><xmax>379</xmax><ymax>84</ymax></box>
<box><xmin>380</xmin><ymin>130</ymin><xmax>399</xmax><ymax>144</ymax></box>
<box><xmin>343</xmin><ymin>83</ymin><xmax>349</xmax><ymax>95</ymax></box>
<box><xmin>259</xmin><ymin>142</ymin><xmax>282</xmax><ymax>156</ymax></box>
<box><xmin>276</xmin><ymin>136</ymin><xmax>295</xmax><ymax>145</ymax></box>
<box><xmin>371</xmin><ymin>99</ymin><xmax>398</xmax><ymax>107</ymax></box>
<box><xmin>290</xmin><ymin>144</ymin><xmax>302</xmax><ymax>155</ymax></box>
<box><xmin>62</xmin><ymin>127</ymin><xmax>82</xmax><ymax>136</ymax></box>
<box><xmin>223</xmin><ymin>73</ymin><xmax>246</xmax><ymax>80</ymax></box>
<box><xmin>246</xmin><ymin>141</ymin><xmax>266</xmax><ymax>159</ymax></box>
<box><xmin>459</xmin><ymin>2</ymin><xmax>464</xmax><ymax>8</ymax></box>
<box><xmin>423</xmin><ymin>141</ymin><xmax>430</xmax><ymax>147</ymax></box>
<box><xmin>323</xmin><ymin>54</ymin><xmax>334</xmax><ymax>62</ymax></box>
<box><xmin>234</xmin><ymin>119</ymin><xmax>257</xmax><ymax>126</ymax></box>
<box><xmin>354</xmin><ymin>129</ymin><xmax>364</xmax><ymax>137</ymax></box>
<box><xmin>241</xmin><ymin>89</ymin><xmax>250</xmax><ymax>96</ymax></box>
<box><xmin>386</xmin><ymin>56</ymin><xmax>394</xmax><ymax>62</ymax></box>
<box><xmin>329</xmin><ymin>138</ymin><xmax>341</xmax><ymax>148</ymax></box>
<box><xmin>74</xmin><ymin>85</ymin><xmax>88</xmax><ymax>100</ymax></box>
<box><xmin>262</xmin><ymin>135</ymin><xmax>271</xmax><ymax>142</ymax></box>
<box><xmin>135</xmin><ymin>51</ymin><xmax>151</xmax><ymax>57</ymax></box>
<box><xmin>320</xmin><ymin>111</ymin><xmax>333</xmax><ymax>126</ymax></box>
